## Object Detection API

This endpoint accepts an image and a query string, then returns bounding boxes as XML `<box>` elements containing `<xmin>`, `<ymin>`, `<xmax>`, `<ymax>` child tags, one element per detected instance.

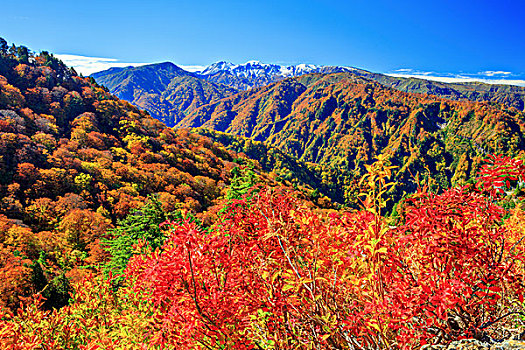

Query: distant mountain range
<box><xmin>90</xmin><ymin>60</ymin><xmax>525</xmax><ymax>205</ymax></box>
<box><xmin>351</xmin><ymin>71</ymin><xmax>525</xmax><ymax>111</ymax></box>
<box><xmin>194</xmin><ymin>61</ymin><xmax>351</xmax><ymax>90</ymax></box>
<box><xmin>91</xmin><ymin>61</ymin><xmax>525</xmax><ymax>127</ymax></box>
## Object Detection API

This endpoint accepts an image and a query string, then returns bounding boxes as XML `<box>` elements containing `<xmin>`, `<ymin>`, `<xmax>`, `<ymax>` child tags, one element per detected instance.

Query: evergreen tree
<box><xmin>102</xmin><ymin>196</ymin><xmax>181</xmax><ymax>282</ymax></box>
<box><xmin>0</xmin><ymin>37</ymin><xmax>7</xmax><ymax>56</ymax></box>
<box><xmin>16</xmin><ymin>45</ymin><xmax>29</xmax><ymax>63</ymax></box>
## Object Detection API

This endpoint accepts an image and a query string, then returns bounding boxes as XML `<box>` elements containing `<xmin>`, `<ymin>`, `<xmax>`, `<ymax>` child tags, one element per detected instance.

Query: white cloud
<box><xmin>55</xmin><ymin>54</ymin><xmax>147</xmax><ymax>75</ymax></box>
<box><xmin>479</xmin><ymin>70</ymin><xmax>512</xmax><ymax>77</ymax></box>
<box><xmin>391</xmin><ymin>68</ymin><xmax>438</xmax><ymax>76</ymax></box>
<box><xmin>387</xmin><ymin>72</ymin><xmax>525</xmax><ymax>87</ymax></box>
<box><xmin>179</xmin><ymin>64</ymin><xmax>206</xmax><ymax>72</ymax></box>
<box><xmin>55</xmin><ymin>54</ymin><xmax>206</xmax><ymax>75</ymax></box>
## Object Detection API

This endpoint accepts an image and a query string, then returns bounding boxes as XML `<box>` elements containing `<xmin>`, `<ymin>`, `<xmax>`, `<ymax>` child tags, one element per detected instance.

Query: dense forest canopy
<box><xmin>179</xmin><ymin>72</ymin><xmax>525</xmax><ymax>207</ymax></box>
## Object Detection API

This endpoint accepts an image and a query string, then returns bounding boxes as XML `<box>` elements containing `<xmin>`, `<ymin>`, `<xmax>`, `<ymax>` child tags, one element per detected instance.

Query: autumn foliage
<box><xmin>0</xmin><ymin>41</ymin><xmax>279</xmax><ymax>310</ymax></box>
<box><xmin>1</xmin><ymin>39</ymin><xmax>525</xmax><ymax>349</ymax></box>
<box><xmin>121</xmin><ymin>157</ymin><xmax>525</xmax><ymax>348</ymax></box>
<box><xmin>2</xmin><ymin>154</ymin><xmax>524</xmax><ymax>349</ymax></box>
<box><xmin>180</xmin><ymin>71</ymin><xmax>525</xmax><ymax>208</ymax></box>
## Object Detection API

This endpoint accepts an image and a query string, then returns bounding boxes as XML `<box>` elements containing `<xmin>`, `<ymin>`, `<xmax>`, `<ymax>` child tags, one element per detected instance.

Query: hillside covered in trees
<box><xmin>352</xmin><ymin>70</ymin><xmax>525</xmax><ymax>111</ymax></box>
<box><xmin>1</xmin><ymin>39</ymin><xmax>525</xmax><ymax>349</ymax></box>
<box><xmin>179</xmin><ymin>72</ymin><xmax>525</xmax><ymax>206</ymax></box>
<box><xmin>92</xmin><ymin>62</ymin><xmax>525</xmax><ymax>130</ymax></box>
<box><xmin>91</xmin><ymin>62</ymin><xmax>238</xmax><ymax>127</ymax></box>
<box><xmin>92</xmin><ymin>61</ymin><xmax>525</xmax><ymax>207</ymax></box>
<box><xmin>0</xmin><ymin>38</ymin><xmax>324</xmax><ymax>311</ymax></box>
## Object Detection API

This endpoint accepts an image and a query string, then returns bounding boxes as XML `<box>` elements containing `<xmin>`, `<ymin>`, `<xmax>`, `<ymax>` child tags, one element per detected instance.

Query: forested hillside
<box><xmin>352</xmin><ymin>70</ymin><xmax>525</xmax><ymax>111</ymax></box>
<box><xmin>91</xmin><ymin>62</ymin><xmax>238</xmax><ymax>126</ymax></box>
<box><xmin>196</xmin><ymin>128</ymin><xmax>339</xmax><ymax>203</ymax></box>
<box><xmin>179</xmin><ymin>72</ymin><xmax>525</xmax><ymax>205</ymax></box>
<box><xmin>93</xmin><ymin>62</ymin><xmax>525</xmax><ymax>126</ymax></box>
<box><xmin>1</xmin><ymin>39</ymin><xmax>525</xmax><ymax>349</ymax></box>
<box><xmin>0</xmin><ymin>40</ymin><xmax>291</xmax><ymax>310</ymax></box>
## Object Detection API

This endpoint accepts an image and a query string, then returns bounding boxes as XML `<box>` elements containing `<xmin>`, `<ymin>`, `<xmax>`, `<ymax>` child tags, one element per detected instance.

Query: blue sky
<box><xmin>1</xmin><ymin>0</ymin><xmax>524</xmax><ymax>84</ymax></box>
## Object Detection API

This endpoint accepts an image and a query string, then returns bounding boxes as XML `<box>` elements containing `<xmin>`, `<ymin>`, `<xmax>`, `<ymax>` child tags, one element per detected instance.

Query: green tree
<box><xmin>16</xmin><ymin>45</ymin><xmax>29</xmax><ymax>64</ymax></box>
<box><xmin>0</xmin><ymin>37</ymin><xmax>7</xmax><ymax>56</ymax></box>
<box><xmin>102</xmin><ymin>196</ymin><xmax>181</xmax><ymax>282</ymax></box>
<box><xmin>226</xmin><ymin>166</ymin><xmax>259</xmax><ymax>200</ymax></box>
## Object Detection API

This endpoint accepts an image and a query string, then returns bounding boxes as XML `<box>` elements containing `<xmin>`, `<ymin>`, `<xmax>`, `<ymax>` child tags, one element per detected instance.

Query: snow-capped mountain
<box><xmin>195</xmin><ymin>61</ymin><xmax>352</xmax><ymax>90</ymax></box>
<box><xmin>197</xmin><ymin>61</ymin><xmax>238</xmax><ymax>75</ymax></box>
<box><xmin>197</xmin><ymin>61</ymin><xmax>321</xmax><ymax>78</ymax></box>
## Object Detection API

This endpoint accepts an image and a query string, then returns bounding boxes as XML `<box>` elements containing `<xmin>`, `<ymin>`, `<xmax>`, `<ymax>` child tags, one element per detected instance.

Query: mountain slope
<box><xmin>179</xmin><ymin>72</ymin><xmax>525</xmax><ymax>205</ymax></box>
<box><xmin>91</xmin><ymin>60</ymin><xmax>525</xmax><ymax>207</ymax></box>
<box><xmin>91</xmin><ymin>62</ymin><xmax>238</xmax><ymax>126</ymax></box>
<box><xmin>93</xmin><ymin>61</ymin><xmax>525</xmax><ymax>130</ymax></box>
<box><xmin>195</xmin><ymin>128</ymin><xmax>340</xmax><ymax>203</ymax></box>
<box><xmin>0</xmin><ymin>44</ymin><xmax>273</xmax><ymax>310</ymax></box>
<box><xmin>348</xmin><ymin>70</ymin><xmax>525</xmax><ymax>111</ymax></box>
<box><xmin>90</xmin><ymin>62</ymin><xmax>186</xmax><ymax>101</ymax></box>
<box><xmin>195</xmin><ymin>61</ymin><xmax>525</xmax><ymax>110</ymax></box>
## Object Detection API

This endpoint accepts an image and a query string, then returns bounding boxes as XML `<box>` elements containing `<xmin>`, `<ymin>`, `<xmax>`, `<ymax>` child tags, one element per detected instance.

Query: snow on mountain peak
<box><xmin>197</xmin><ymin>61</ymin><xmax>236</xmax><ymax>75</ymax></box>
<box><xmin>195</xmin><ymin>60</ymin><xmax>354</xmax><ymax>90</ymax></box>
<box><xmin>198</xmin><ymin>60</ymin><xmax>326</xmax><ymax>79</ymax></box>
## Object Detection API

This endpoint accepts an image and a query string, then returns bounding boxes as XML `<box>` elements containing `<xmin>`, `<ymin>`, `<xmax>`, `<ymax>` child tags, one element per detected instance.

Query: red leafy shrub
<box><xmin>382</xmin><ymin>187</ymin><xmax>525</xmax><ymax>345</ymax></box>
<box><xmin>124</xmin><ymin>180</ymin><xmax>525</xmax><ymax>348</ymax></box>
<box><xmin>477</xmin><ymin>154</ymin><xmax>525</xmax><ymax>196</ymax></box>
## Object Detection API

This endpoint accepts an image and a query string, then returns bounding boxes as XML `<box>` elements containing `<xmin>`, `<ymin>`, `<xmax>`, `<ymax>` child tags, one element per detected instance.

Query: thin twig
<box><xmin>480</xmin><ymin>311</ymin><xmax>525</xmax><ymax>330</ymax></box>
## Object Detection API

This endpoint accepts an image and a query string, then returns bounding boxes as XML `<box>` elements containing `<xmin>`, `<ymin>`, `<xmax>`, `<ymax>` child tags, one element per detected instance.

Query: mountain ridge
<box><xmin>91</xmin><ymin>62</ymin><xmax>238</xmax><ymax>126</ymax></box>
<box><xmin>177</xmin><ymin>71</ymin><xmax>525</xmax><ymax>205</ymax></box>
<box><xmin>351</xmin><ymin>70</ymin><xmax>525</xmax><ymax>111</ymax></box>
<box><xmin>194</xmin><ymin>60</ymin><xmax>353</xmax><ymax>90</ymax></box>
<box><xmin>91</xmin><ymin>61</ymin><xmax>525</xmax><ymax>129</ymax></box>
